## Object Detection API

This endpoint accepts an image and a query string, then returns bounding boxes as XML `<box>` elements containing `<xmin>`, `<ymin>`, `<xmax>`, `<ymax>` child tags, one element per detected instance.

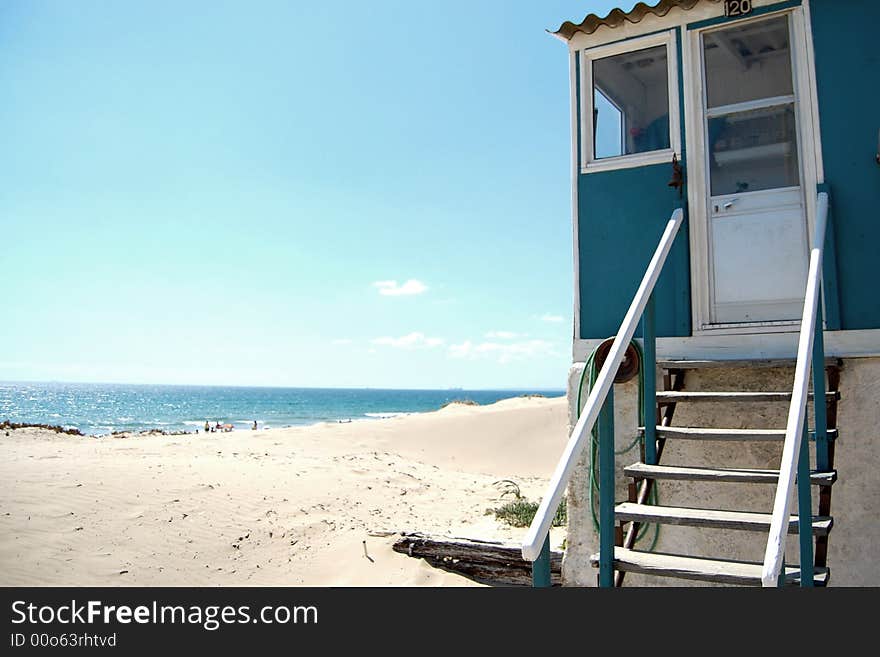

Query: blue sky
<box><xmin>1</xmin><ymin>1</ymin><xmax>632</xmax><ymax>389</ymax></box>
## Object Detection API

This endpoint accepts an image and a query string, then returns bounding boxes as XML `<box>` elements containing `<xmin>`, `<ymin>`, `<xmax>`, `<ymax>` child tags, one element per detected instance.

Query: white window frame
<box><xmin>580</xmin><ymin>30</ymin><xmax>682</xmax><ymax>174</ymax></box>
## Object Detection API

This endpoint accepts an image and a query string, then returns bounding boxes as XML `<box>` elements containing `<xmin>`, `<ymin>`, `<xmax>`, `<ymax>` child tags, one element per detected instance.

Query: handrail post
<box><xmin>813</xmin><ymin>192</ymin><xmax>830</xmax><ymax>471</ymax></box>
<box><xmin>642</xmin><ymin>294</ymin><xmax>657</xmax><ymax>465</ymax></box>
<box><xmin>812</xmin><ymin>303</ymin><xmax>829</xmax><ymax>471</ymax></box>
<box><xmin>797</xmin><ymin>422</ymin><xmax>815</xmax><ymax>587</ymax></box>
<box><xmin>532</xmin><ymin>535</ymin><xmax>552</xmax><ymax>588</ymax></box>
<box><xmin>598</xmin><ymin>386</ymin><xmax>615</xmax><ymax>587</ymax></box>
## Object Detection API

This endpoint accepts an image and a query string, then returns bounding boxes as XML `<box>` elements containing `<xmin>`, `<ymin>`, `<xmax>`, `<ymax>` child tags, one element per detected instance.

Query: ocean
<box><xmin>0</xmin><ymin>382</ymin><xmax>565</xmax><ymax>436</ymax></box>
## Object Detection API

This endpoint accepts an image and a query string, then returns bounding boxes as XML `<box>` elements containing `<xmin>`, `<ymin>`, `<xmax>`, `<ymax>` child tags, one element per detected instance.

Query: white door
<box><xmin>701</xmin><ymin>14</ymin><xmax>808</xmax><ymax>325</ymax></box>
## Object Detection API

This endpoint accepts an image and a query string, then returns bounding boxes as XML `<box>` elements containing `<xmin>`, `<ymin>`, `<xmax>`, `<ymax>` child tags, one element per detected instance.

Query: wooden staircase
<box><xmin>589</xmin><ymin>359</ymin><xmax>842</xmax><ymax>586</ymax></box>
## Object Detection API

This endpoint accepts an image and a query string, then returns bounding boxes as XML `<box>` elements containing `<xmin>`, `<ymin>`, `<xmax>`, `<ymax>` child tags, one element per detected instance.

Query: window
<box><xmin>701</xmin><ymin>15</ymin><xmax>800</xmax><ymax>196</ymax></box>
<box><xmin>581</xmin><ymin>32</ymin><xmax>680</xmax><ymax>172</ymax></box>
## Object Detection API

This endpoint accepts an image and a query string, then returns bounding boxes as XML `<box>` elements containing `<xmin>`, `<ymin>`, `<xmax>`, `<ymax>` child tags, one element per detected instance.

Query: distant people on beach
<box><xmin>252</xmin><ymin>420</ymin><xmax>257</xmax><ymax>430</ymax></box>
<box><xmin>200</xmin><ymin>420</ymin><xmax>235</xmax><ymax>433</ymax></box>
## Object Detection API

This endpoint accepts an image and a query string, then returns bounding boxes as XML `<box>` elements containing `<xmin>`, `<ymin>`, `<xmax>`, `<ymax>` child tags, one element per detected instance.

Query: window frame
<box><xmin>580</xmin><ymin>30</ymin><xmax>682</xmax><ymax>174</ymax></box>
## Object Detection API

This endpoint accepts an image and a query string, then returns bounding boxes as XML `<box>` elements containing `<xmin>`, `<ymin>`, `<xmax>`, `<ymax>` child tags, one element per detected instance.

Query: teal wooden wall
<box><xmin>811</xmin><ymin>0</ymin><xmax>880</xmax><ymax>331</ymax></box>
<box><xmin>577</xmin><ymin>165</ymin><xmax>691</xmax><ymax>340</ymax></box>
<box><xmin>576</xmin><ymin>27</ymin><xmax>691</xmax><ymax>341</ymax></box>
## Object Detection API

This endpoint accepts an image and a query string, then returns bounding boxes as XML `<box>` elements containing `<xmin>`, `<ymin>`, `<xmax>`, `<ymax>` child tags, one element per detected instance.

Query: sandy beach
<box><xmin>0</xmin><ymin>396</ymin><xmax>567</xmax><ymax>586</ymax></box>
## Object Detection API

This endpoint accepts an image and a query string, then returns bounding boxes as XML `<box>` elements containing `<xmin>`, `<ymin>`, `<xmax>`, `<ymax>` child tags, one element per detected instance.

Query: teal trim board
<box><xmin>675</xmin><ymin>27</ymin><xmax>686</xmax><ymax>162</ymax></box>
<box><xmin>811</xmin><ymin>0</ymin><xmax>880</xmax><ymax>330</ymax></box>
<box><xmin>686</xmin><ymin>0</ymin><xmax>802</xmax><ymax>31</ymax></box>
<box><xmin>578</xmin><ymin>163</ymin><xmax>690</xmax><ymax>340</ymax></box>
<box><xmin>672</xmin><ymin>26</ymin><xmax>691</xmax><ymax>320</ymax></box>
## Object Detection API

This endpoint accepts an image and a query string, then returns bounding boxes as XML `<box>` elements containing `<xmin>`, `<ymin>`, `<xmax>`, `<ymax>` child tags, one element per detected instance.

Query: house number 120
<box><xmin>724</xmin><ymin>0</ymin><xmax>753</xmax><ymax>17</ymax></box>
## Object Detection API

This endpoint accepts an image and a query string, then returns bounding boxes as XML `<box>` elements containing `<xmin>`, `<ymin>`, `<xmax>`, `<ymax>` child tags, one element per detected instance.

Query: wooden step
<box><xmin>624</xmin><ymin>462</ymin><xmax>837</xmax><ymax>486</ymax></box>
<box><xmin>658</xmin><ymin>358</ymin><xmax>841</xmax><ymax>370</ymax></box>
<box><xmin>638</xmin><ymin>426</ymin><xmax>838</xmax><ymax>441</ymax></box>
<box><xmin>589</xmin><ymin>548</ymin><xmax>830</xmax><ymax>586</ymax></box>
<box><xmin>614</xmin><ymin>502</ymin><xmax>833</xmax><ymax>535</ymax></box>
<box><xmin>656</xmin><ymin>391</ymin><xmax>840</xmax><ymax>403</ymax></box>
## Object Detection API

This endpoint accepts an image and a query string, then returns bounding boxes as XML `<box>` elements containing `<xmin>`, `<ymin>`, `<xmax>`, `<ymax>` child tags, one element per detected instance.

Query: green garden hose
<box><xmin>576</xmin><ymin>340</ymin><xmax>660</xmax><ymax>551</ymax></box>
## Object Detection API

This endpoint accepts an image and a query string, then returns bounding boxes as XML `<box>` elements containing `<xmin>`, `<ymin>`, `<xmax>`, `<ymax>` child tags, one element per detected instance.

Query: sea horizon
<box><xmin>0</xmin><ymin>378</ymin><xmax>565</xmax><ymax>392</ymax></box>
<box><xmin>0</xmin><ymin>380</ymin><xmax>565</xmax><ymax>436</ymax></box>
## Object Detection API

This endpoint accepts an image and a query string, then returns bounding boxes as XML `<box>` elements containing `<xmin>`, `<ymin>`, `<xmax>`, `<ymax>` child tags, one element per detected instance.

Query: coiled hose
<box><xmin>576</xmin><ymin>340</ymin><xmax>660</xmax><ymax>551</ymax></box>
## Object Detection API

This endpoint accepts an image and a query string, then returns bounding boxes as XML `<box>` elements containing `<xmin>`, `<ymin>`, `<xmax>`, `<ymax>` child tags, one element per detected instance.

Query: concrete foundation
<box><xmin>561</xmin><ymin>356</ymin><xmax>880</xmax><ymax>586</ymax></box>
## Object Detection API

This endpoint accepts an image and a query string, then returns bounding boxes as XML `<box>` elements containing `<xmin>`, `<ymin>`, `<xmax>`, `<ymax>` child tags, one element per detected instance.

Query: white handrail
<box><xmin>522</xmin><ymin>208</ymin><xmax>684</xmax><ymax>562</ymax></box>
<box><xmin>761</xmin><ymin>192</ymin><xmax>829</xmax><ymax>586</ymax></box>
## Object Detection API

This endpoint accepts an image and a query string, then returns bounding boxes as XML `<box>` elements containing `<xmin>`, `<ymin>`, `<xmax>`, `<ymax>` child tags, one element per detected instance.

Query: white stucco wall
<box><xmin>561</xmin><ymin>357</ymin><xmax>880</xmax><ymax>586</ymax></box>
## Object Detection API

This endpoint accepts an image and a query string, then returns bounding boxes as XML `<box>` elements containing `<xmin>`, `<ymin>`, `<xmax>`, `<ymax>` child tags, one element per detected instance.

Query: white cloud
<box><xmin>372</xmin><ymin>279</ymin><xmax>428</xmax><ymax>296</ymax></box>
<box><xmin>540</xmin><ymin>313</ymin><xmax>564</xmax><ymax>323</ymax></box>
<box><xmin>484</xmin><ymin>331</ymin><xmax>520</xmax><ymax>339</ymax></box>
<box><xmin>448</xmin><ymin>341</ymin><xmax>475</xmax><ymax>359</ymax></box>
<box><xmin>331</xmin><ymin>338</ymin><xmax>353</xmax><ymax>345</ymax></box>
<box><xmin>371</xmin><ymin>332</ymin><xmax>445</xmax><ymax>349</ymax></box>
<box><xmin>448</xmin><ymin>339</ymin><xmax>557</xmax><ymax>364</ymax></box>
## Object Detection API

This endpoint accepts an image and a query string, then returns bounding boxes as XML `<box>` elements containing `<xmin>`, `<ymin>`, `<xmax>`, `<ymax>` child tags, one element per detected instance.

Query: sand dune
<box><xmin>0</xmin><ymin>396</ymin><xmax>567</xmax><ymax>586</ymax></box>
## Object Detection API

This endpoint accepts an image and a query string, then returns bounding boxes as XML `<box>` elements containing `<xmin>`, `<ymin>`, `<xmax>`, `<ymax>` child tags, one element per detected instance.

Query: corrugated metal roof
<box><xmin>552</xmin><ymin>0</ymin><xmax>723</xmax><ymax>40</ymax></box>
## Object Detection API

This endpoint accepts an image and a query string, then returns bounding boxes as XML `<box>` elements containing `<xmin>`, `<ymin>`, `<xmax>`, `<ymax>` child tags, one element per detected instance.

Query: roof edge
<box><xmin>552</xmin><ymin>0</ymin><xmax>723</xmax><ymax>40</ymax></box>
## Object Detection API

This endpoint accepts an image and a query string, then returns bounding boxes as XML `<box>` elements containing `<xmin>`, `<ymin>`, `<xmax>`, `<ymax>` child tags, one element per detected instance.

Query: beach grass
<box><xmin>488</xmin><ymin>498</ymin><xmax>567</xmax><ymax>528</ymax></box>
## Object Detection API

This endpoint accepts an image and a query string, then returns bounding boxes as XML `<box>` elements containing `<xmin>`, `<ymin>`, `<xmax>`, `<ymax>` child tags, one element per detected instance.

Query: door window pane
<box><xmin>592</xmin><ymin>44</ymin><xmax>670</xmax><ymax>158</ymax></box>
<box><xmin>703</xmin><ymin>16</ymin><xmax>793</xmax><ymax>108</ymax></box>
<box><xmin>708</xmin><ymin>104</ymin><xmax>800</xmax><ymax>196</ymax></box>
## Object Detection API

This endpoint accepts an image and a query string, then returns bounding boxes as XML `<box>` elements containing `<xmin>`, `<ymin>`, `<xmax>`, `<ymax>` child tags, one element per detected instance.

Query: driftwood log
<box><xmin>392</xmin><ymin>532</ymin><xmax>562</xmax><ymax>586</ymax></box>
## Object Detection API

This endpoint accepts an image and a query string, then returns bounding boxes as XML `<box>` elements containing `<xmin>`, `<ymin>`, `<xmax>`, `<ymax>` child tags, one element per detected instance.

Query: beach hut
<box><xmin>522</xmin><ymin>0</ymin><xmax>880</xmax><ymax>586</ymax></box>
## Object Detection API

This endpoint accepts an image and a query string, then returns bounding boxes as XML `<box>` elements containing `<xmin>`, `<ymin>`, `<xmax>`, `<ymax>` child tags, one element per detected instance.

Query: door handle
<box><xmin>713</xmin><ymin>198</ymin><xmax>739</xmax><ymax>214</ymax></box>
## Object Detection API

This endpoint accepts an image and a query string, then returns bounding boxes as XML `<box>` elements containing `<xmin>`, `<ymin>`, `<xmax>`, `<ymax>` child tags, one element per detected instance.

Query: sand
<box><xmin>0</xmin><ymin>396</ymin><xmax>568</xmax><ymax>586</ymax></box>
